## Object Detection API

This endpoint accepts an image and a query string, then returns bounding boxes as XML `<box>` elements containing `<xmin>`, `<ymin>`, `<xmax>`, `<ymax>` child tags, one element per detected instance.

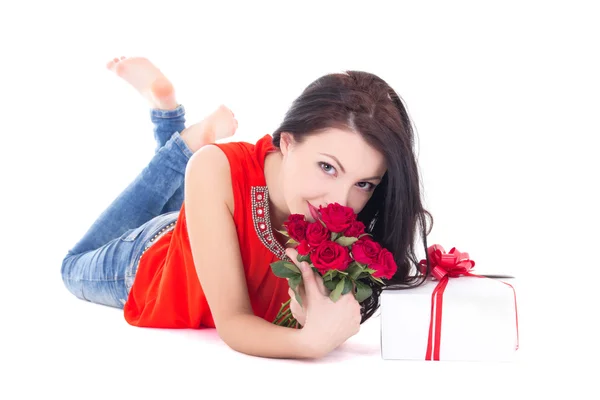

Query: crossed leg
<box><xmin>61</xmin><ymin>56</ymin><xmax>237</xmax><ymax>307</ymax></box>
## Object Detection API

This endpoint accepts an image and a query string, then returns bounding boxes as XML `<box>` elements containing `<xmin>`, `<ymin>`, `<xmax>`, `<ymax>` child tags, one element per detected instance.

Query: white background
<box><xmin>1</xmin><ymin>0</ymin><xmax>598</xmax><ymax>398</ymax></box>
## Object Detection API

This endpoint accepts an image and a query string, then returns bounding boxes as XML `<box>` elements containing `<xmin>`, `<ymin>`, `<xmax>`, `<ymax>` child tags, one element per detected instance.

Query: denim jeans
<box><xmin>61</xmin><ymin>105</ymin><xmax>194</xmax><ymax>309</ymax></box>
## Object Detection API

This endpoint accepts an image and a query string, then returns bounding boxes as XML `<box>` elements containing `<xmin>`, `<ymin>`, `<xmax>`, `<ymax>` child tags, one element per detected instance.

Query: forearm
<box><xmin>221</xmin><ymin>313</ymin><xmax>321</xmax><ymax>359</ymax></box>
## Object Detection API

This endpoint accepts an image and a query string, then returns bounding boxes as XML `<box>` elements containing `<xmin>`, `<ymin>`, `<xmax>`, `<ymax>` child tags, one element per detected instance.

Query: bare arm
<box><xmin>184</xmin><ymin>145</ymin><xmax>321</xmax><ymax>359</ymax></box>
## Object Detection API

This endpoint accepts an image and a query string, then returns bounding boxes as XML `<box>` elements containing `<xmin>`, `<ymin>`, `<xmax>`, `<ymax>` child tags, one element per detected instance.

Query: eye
<box><xmin>319</xmin><ymin>162</ymin><xmax>336</xmax><ymax>175</ymax></box>
<box><xmin>319</xmin><ymin>162</ymin><xmax>376</xmax><ymax>192</ymax></box>
<box><xmin>357</xmin><ymin>182</ymin><xmax>376</xmax><ymax>192</ymax></box>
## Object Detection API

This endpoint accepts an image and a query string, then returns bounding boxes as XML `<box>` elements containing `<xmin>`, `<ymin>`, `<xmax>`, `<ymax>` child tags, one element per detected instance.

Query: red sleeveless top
<box><xmin>123</xmin><ymin>134</ymin><xmax>291</xmax><ymax>329</ymax></box>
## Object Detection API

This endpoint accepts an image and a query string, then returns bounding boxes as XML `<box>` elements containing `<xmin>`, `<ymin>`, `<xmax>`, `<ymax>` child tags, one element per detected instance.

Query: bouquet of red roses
<box><xmin>270</xmin><ymin>202</ymin><xmax>398</xmax><ymax>327</ymax></box>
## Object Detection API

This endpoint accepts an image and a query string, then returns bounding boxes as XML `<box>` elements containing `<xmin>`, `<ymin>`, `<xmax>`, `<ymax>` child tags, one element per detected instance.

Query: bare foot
<box><xmin>106</xmin><ymin>56</ymin><xmax>178</xmax><ymax>110</ymax></box>
<box><xmin>181</xmin><ymin>105</ymin><xmax>238</xmax><ymax>153</ymax></box>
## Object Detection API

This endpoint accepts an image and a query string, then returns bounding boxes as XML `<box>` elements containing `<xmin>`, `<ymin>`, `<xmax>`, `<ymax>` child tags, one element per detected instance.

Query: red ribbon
<box><xmin>418</xmin><ymin>244</ymin><xmax>519</xmax><ymax>361</ymax></box>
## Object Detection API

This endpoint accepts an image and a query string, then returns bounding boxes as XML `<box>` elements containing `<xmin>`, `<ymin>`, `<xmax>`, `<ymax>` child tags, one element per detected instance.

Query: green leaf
<box><xmin>358</xmin><ymin>271</ymin><xmax>371</xmax><ymax>279</ymax></box>
<box><xmin>330</xmin><ymin>278</ymin><xmax>345</xmax><ymax>302</ymax></box>
<box><xmin>286</xmin><ymin>238</ymin><xmax>299</xmax><ymax>246</ymax></box>
<box><xmin>288</xmin><ymin>275</ymin><xmax>305</xmax><ymax>307</ymax></box>
<box><xmin>275</xmin><ymin>229</ymin><xmax>290</xmax><ymax>238</ymax></box>
<box><xmin>335</xmin><ymin>236</ymin><xmax>359</xmax><ymax>247</ymax></box>
<box><xmin>331</xmin><ymin>232</ymin><xmax>341</xmax><ymax>241</ymax></box>
<box><xmin>342</xmin><ymin>277</ymin><xmax>353</xmax><ymax>295</ymax></box>
<box><xmin>347</xmin><ymin>262</ymin><xmax>364</xmax><ymax>280</ymax></box>
<box><xmin>319</xmin><ymin>219</ymin><xmax>327</xmax><ymax>228</ymax></box>
<box><xmin>322</xmin><ymin>270</ymin><xmax>335</xmax><ymax>281</ymax></box>
<box><xmin>358</xmin><ymin>233</ymin><xmax>373</xmax><ymax>240</ymax></box>
<box><xmin>369</xmin><ymin>274</ymin><xmax>384</xmax><ymax>285</ymax></box>
<box><xmin>270</xmin><ymin>260</ymin><xmax>301</xmax><ymax>278</ymax></box>
<box><xmin>323</xmin><ymin>279</ymin><xmax>338</xmax><ymax>291</ymax></box>
<box><xmin>297</xmin><ymin>253</ymin><xmax>311</xmax><ymax>263</ymax></box>
<box><xmin>289</xmin><ymin>285</ymin><xmax>303</xmax><ymax>307</ymax></box>
<box><xmin>288</xmin><ymin>274</ymin><xmax>303</xmax><ymax>291</ymax></box>
<box><xmin>354</xmin><ymin>280</ymin><xmax>373</xmax><ymax>303</ymax></box>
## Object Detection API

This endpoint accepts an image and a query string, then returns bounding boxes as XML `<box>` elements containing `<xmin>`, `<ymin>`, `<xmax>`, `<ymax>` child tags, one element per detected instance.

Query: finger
<box><xmin>285</xmin><ymin>248</ymin><xmax>307</xmax><ymax>276</ymax></box>
<box><xmin>294</xmin><ymin>283</ymin><xmax>307</xmax><ymax>309</ymax></box>
<box><xmin>290</xmin><ymin>297</ymin><xmax>302</xmax><ymax>318</ymax></box>
<box><xmin>285</xmin><ymin>248</ymin><xmax>321</xmax><ymax>301</ymax></box>
<box><xmin>285</xmin><ymin>248</ymin><xmax>299</xmax><ymax>264</ymax></box>
<box><xmin>315</xmin><ymin>273</ymin><xmax>329</xmax><ymax>296</ymax></box>
<box><xmin>298</xmin><ymin>282</ymin><xmax>306</xmax><ymax>299</ymax></box>
<box><xmin>298</xmin><ymin>261</ymin><xmax>320</xmax><ymax>300</ymax></box>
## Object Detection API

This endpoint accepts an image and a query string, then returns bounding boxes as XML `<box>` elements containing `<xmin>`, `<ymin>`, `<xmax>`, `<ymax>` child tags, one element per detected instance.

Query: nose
<box><xmin>325</xmin><ymin>184</ymin><xmax>351</xmax><ymax>208</ymax></box>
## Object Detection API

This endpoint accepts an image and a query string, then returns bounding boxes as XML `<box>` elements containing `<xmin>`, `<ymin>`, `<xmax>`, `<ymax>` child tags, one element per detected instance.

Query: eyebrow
<box><xmin>318</xmin><ymin>152</ymin><xmax>383</xmax><ymax>181</ymax></box>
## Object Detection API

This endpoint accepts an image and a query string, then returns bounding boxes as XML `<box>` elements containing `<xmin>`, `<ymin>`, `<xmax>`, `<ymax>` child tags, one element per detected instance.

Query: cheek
<box><xmin>286</xmin><ymin>164</ymin><xmax>320</xmax><ymax>196</ymax></box>
<box><xmin>288</xmin><ymin>180</ymin><xmax>325</xmax><ymax>214</ymax></box>
<box><xmin>348</xmin><ymin>196</ymin><xmax>369</xmax><ymax>215</ymax></box>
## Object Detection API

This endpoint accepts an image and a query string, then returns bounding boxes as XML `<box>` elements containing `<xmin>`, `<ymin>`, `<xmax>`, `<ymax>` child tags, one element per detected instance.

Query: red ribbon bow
<box><xmin>418</xmin><ymin>244</ymin><xmax>519</xmax><ymax>361</ymax></box>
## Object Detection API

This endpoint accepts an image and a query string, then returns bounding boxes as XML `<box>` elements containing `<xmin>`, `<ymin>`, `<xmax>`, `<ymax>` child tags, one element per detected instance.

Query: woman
<box><xmin>61</xmin><ymin>56</ymin><xmax>433</xmax><ymax>360</ymax></box>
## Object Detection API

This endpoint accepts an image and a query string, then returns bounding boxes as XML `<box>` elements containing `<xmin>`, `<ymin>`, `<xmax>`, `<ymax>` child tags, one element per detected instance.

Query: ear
<box><xmin>280</xmin><ymin>132</ymin><xmax>295</xmax><ymax>157</ymax></box>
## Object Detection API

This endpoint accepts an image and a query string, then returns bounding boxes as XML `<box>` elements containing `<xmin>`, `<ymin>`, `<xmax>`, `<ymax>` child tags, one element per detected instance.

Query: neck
<box><xmin>264</xmin><ymin>150</ymin><xmax>289</xmax><ymax>232</ymax></box>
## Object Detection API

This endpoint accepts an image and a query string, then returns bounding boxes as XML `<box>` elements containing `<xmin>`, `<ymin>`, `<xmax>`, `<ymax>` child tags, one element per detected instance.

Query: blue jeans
<box><xmin>61</xmin><ymin>105</ymin><xmax>194</xmax><ymax>309</ymax></box>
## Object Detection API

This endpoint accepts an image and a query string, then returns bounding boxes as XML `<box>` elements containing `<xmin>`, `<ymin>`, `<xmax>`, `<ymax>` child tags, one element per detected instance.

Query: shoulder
<box><xmin>185</xmin><ymin>144</ymin><xmax>235</xmax><ymax>215</ymax></box>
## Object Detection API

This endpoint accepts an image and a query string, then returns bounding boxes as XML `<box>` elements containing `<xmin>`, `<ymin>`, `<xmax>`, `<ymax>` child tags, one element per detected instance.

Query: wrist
<box><xmin>296</xmin><ymin>324</ymin><xmax>325</xmax><ymax>359</ymax></box>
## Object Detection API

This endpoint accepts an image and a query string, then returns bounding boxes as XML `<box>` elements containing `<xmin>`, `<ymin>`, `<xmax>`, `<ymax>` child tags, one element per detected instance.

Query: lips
<box><xmin>307</xmin><ymin>201</ymin><xmax>321</xmax><ymax>222</ymax></box>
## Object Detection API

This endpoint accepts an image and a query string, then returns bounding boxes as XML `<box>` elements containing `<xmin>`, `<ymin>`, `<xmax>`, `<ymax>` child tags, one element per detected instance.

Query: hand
<box><xmin>286</xmin><ymin>253</ymin><xmax>331</xmax><ymax>328</ymax></box>
<box><xmin>285</xmin><ymin>248</ymin><xmax>362</xmax><ymax>358</ymax></box>
<box><xmin>288</xmin><ymin>285</ymin><xmax>306</xmax><ymax>327</ymax></box>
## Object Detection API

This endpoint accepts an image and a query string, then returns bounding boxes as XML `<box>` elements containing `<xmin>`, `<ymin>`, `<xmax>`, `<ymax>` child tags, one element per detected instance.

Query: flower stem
<box><xmin>274</xmin><ymin>311</ymin><xmax>289</xmax><ymax>325</ymax></box>
<box><xmin>272</xmin><ymin>298</ymin><xmax>300</xmax><ymax>328</ymax></box>
<box><xmin>273</xmin><ymin>298</ymin><xmax>292</xmax><ymax>325</ymax></box>
<box><xmin>274</xmin><ymin>304</ymin><xmax>292</xmax><ymax>325</ymax></box>
<box><xmin>281</xmin><ymin>313</ymin><xmax>292</xmax><ymax>326</ymax></box>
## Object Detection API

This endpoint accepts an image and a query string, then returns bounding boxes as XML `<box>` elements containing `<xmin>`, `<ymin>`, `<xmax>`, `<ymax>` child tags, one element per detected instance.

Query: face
<box><xmin>279</xmin><ymin>128</ymin><xmax>387</xmax><ymax>222</ymax></box>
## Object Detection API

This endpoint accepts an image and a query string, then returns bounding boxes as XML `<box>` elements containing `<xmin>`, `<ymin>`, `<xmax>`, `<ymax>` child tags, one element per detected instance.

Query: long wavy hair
<box><xmin>271</xmin><ymin>70</ymin><xmax>434</xmax><ymax>324</ymax></box>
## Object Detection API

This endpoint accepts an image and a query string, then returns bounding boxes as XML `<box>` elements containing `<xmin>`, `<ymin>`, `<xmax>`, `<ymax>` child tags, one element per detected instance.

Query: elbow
<box><xmin>212</xmin><ymin>313</ymin><xmax>248</xmax><ymax>353</ymax></box>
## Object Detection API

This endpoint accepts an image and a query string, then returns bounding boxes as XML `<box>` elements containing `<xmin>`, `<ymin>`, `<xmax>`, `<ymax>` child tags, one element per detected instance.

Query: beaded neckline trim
<box><xmin>250</xmin><ymin>186</ymin><xmax>289</xmax><ymax>261</ymax></box>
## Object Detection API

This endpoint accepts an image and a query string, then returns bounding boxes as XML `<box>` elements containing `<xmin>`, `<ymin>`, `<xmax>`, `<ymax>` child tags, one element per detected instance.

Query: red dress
<box><xmin>123</xmin><ymin>134</ymin><xmax>290</xmax><ymax>329</ymax></box>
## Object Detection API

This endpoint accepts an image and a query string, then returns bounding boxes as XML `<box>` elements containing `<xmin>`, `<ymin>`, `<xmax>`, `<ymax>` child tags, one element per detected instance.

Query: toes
<box><xmin>114</xmin><ymin>61</ymin><xmax>126</xmax><ymax>76</ymax></box>
<box><xmin>107</xmin><ymin>56</ymin><xmax>127</xmax><ymax>70</ymax></box>
<box><xmin>218</xmin><ymin>104</ymin><xmax>234</xmax><ymax>117</ymax></box>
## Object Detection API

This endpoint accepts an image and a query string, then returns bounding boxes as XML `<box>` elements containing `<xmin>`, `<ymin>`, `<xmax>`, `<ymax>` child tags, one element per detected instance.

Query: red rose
<box><xmin>370</xmin><ymin>248</ymin><xmax>398</xmax><ymax>279</ymax></box>
<box><xmin>305</xmin><ymin>221</ymin><xmax>329</xmax><ymax>247</ymax></box>
<box><xmin>287</xmin><ymin>214</ymin><xmax>306</xmax><ymax>223</ymax></box>
<box><xmin>319</xmin><ymin>203</ymin><xmax>356</xmax><ymax>233</ymax></box>
<box><xmin>310</xmin><ymin>241</ymin><xmax>352</xmax><ymax>274</ymax></box>
<box><xmin>296</xmin><ymin>240</ymin><xmax>311</xmax><ymax>256</ymax></box>
<box><xmin>351</xmin><ymin>238</ymin><xmax>382</xmax><ymax>264</ymax></box>
<box><xmin>344</xmin><ymin>220</ymin><xmax>365</xmax><ymax>238</ymax></box>
<box><xmin>283</xmin><ymin>214</ymin><xmax>308</xmax><ymax>242</ymax></box>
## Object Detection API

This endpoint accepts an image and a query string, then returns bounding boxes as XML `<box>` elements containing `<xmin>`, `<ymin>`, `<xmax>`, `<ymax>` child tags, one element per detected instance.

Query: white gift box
<box><xmin>380</xmin><ymin>276</ymin><xmax>519</xmax><ymax>361</ymax></box>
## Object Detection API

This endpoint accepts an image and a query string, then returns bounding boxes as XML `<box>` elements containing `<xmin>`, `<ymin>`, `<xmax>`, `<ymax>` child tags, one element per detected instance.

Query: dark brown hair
<box><xmin>271</xmin><ymin>70</ymin><xmax>434</xmax><ymax>324</ymax></box>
